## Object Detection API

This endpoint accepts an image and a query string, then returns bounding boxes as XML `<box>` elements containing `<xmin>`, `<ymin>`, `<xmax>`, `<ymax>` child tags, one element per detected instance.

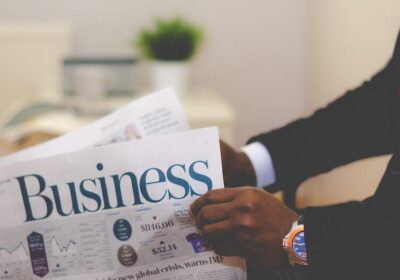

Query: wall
<box><xmin>0</xmin><ymin>0</ymin><xmax>306</xmax><ymax>146</ymax></box>
<box><xmin>3</xmin><ymin>0</ymin><xmax>400</xmax><ymax>207</ymax></box>
<box><xmin>297</xmin><ymin>0</ymin><xmax>400</xmax><ymax>207</ymax></box>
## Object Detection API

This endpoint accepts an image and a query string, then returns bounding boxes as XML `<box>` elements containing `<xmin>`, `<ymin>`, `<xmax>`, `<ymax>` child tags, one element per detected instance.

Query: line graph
<box><xmin>0</xmin><ymin>213</ymin><xmax>118</xmax><ymax>279</ymax></box>
<box><xmin>50</xmin><ymin>236</ymin><xmax>77</xmax><ymax>256</ymax></box>
<box><xmin>0</xmin><ymin>242</ymin><xmax>29</xmax><ymax>261</ymax></box>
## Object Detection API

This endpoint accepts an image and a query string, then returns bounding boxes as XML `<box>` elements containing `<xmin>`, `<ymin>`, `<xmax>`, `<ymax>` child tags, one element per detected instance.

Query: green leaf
<box><xmin>135</xmin><ymin>16</ymin><xmax>204</xmax><ymax>61</ymax></box>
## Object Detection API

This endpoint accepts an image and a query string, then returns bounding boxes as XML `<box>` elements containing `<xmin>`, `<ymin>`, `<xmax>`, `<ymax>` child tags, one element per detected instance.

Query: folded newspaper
<box><xmin>0</xmin><ymin>89</ymin><xmax>246</xmax><ymax>280</ymax></box>
<box><xmin>0</xmin><ymin>88</ymin><xmax>189</xmax><ymax>165</ymax></box>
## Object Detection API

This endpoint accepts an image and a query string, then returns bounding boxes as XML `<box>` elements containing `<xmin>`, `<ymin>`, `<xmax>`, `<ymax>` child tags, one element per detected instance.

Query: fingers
<box><xmin>190</xmin><ymin>187</ymin><xmax>264</xmax><ymax>258</ymax></box>
<box><xmin>200</xmin><ymin>221</ymin><xmax>246</xmax><ymax>256</ymax></box>
<box><xmin>191</xmin><ymin>188</ymin><xmax>238</xmax><ymax>216</ymax></box>
<box><xmin>201</xmin><ymin>220</ymin><xmax>233</xmax><ymax>243</ymax></box>
<box><xmin>213</xmin><ymin>239</ymin><xmax>243</xmax><ymax>256</ymax></box>
<box><xmin>194</xmin><ymin>202</ymin><xmax>231</xmax><ymax>229</ymax></box>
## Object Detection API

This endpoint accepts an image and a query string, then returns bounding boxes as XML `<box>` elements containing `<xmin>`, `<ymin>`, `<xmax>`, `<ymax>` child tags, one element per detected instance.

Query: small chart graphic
<box><xmin>0</xmin><ymin>242</ymin><xmax>29</xmax><ymax>262</ymax></box>
<box><xmin>50</xmin><ymin>236</ymin><xmax>77</xmax><ymax>257</ymax></box>
<box><xmin>0</xmin><ymin>231</ymin><xmax>32</xmax><ymax>280</ymax></box>
<box><xmin>41</xmin><ymin>216</ymin><xmax>114</xmax><ymax>278</ymax></box>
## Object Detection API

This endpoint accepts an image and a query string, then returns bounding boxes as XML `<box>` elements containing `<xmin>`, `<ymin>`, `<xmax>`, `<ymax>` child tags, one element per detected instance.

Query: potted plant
<box><xmin>136</xmin><ymin>17</ymin><xmax>203</xmax><ymax>97</ymax></box>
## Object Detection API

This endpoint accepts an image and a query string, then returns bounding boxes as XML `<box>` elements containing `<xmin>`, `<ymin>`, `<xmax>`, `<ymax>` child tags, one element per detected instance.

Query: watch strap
<box><xmin>298</xmin><ymin>214</ymin><xmax>304</xmax><ymax>225</ymax></box>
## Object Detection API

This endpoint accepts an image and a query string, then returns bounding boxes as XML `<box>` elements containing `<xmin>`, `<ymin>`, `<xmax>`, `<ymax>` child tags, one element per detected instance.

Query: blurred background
<box><xmin>0</xmin><ymin>0</ymin><xmax>400</xmax><ymax>208</ymax></box>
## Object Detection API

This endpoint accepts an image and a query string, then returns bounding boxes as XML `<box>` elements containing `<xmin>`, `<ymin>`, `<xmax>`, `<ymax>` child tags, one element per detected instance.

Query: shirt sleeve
<box><xmin>242</xmin><ymin>142</ymin><xmax>276</xmax><ymax>189</ymax></box>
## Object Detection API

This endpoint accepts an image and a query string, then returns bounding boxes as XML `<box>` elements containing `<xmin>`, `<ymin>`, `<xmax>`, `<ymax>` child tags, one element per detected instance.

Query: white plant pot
<box><xmin>151</xmin><ymin>61</ymin><xmax>188</xmax><ymax>97</ymax></box>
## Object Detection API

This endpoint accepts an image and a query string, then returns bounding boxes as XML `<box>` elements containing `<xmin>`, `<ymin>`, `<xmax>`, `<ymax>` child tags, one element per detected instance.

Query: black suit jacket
<box><xmin>249</xmin><ymin>32</ymin><xmax>400</xmax><ymax>279</ymax></box>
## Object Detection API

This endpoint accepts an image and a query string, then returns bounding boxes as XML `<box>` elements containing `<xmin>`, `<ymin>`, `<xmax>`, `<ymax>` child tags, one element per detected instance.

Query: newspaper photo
<box><xmin>0</xmin><ymin>127</ymin><xmax>246</xmax><ymax>279</ymax></box>
<box><xmin>0</xmin><ymin>87</ymin><xmax>189</xmax><ymax>165</ymax></box>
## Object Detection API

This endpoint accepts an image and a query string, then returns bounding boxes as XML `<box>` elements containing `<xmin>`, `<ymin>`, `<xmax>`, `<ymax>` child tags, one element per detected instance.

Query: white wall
<box><xmin>3</xmin><ymin>0</ymin><xmax>400</xmax><ymax>206</ymax></box>
<box><xmin>297</xmin><ymin>0</ymin><xmax>400</xmax><ymax>207</ymax></box>
<box><xmin>3</xmin><ymin>0</ymin><xmax>400</xmax><ymax>208</ymax></box>
<box><xmin>0</xmin><ymin>0</ymin><xmax>306</xmax><ymax>146</ymax></box>
<box><xmin>305</xmin><ymin>0</ymin><xmax>400</xmax><ymax>114</ymax></box>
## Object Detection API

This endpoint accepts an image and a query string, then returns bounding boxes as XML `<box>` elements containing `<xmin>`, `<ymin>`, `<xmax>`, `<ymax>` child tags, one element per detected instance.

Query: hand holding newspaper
<box><xmin>0</xmin><ymin>89</ymin><xmax>246</xmax><ymax>280</ymax></box>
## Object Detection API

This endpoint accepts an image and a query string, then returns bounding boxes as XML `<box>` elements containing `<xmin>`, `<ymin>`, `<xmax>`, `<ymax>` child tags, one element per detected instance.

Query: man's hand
<box><xmin>220</xmin><ymin>141</ymin><xmax>256</xmax><ymax>187</ymax></box>
<box><xmin>191</xmin><ymin>187</ymin><xmax>298</xmax><ymax>269</ymax></box>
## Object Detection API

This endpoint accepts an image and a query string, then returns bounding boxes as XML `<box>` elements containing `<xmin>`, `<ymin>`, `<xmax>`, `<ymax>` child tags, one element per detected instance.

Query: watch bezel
<box><xmin>290</xmin><ymin>227</ymin><xmax>307</xmax><ymax>261</ymax></box>
<box><xmin>283</xmin><ymin>223</ymin><xmax>308</xmax><ymax>266</ymax></box>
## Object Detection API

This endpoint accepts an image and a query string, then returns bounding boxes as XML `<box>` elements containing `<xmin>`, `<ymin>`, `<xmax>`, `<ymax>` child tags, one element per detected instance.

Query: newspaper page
<box><xmin>0</xmin><ymin>87</ymin><xmax>189</xmax><ymax>165</ymax></box>
<box><xmin>0</xmin><ymin>127</ymin><xmax>246</xmax><ymax>280</ymax></box>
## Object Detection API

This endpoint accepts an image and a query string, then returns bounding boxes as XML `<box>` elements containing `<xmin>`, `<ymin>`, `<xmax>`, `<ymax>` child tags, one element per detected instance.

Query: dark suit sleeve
<box><xmin>304</xmin><ymin>191</ymin><xmax>400</xmax><ymax>279</ymax></box>
<box><xmin>248</xmin><ymin>55</ymin><xmax>399</xmax><ymax>190</ymax></box>
<box><xmin>248</xmin><ymin>34</ymin><xmax>400</xmax><ymax>279</ymax></box>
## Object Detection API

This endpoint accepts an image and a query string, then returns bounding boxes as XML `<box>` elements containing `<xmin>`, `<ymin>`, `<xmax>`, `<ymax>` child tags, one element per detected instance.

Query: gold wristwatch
<box><xmin>282</xmin><ymin>215</ymin><xmax>308</xmax><ymax>266</ymax></box>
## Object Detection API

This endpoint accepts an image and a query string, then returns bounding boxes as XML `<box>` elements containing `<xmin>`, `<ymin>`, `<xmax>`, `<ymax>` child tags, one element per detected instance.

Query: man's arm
<box><xmin>248</xmin><ymin>54</ymin><xmax>399</xmax><ymax>189</ymax></box>
<box><xmin>202</xmin><ymin>33</ymin><xmax>400</xmax><ymax>278</ymax></box>
<box><xmin>222</xmin><ymin>51</ymin><xmax>399</xmax><ymax>191</ymax></box>
<box><xmin>304</xmin><ymin>194</ymin><xmax>400</xmax><ymax>279</ymax></box>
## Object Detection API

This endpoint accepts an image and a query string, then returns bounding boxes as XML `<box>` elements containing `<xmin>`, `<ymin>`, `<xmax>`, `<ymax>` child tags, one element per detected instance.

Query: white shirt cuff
<box><xmin>242</xmin><ymin>142</ymin><xmax>276</xmax><ymax>188</ymax></box>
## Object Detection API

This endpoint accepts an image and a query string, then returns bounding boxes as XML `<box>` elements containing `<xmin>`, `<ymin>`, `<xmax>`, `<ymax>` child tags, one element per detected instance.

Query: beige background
<box><xmin>0</xmin><ymin>0</ymin><xmax>306</xmax><ymax>146</ymax></box>
<box><xmin>298</xmin><ymin>0</ymin><xmax>400</xmax><ymax>207</ymax></box>
<box><xmin>1</xmin><ymin>0</ymin><xmax>400</xmax><ymax>206</ymax></box>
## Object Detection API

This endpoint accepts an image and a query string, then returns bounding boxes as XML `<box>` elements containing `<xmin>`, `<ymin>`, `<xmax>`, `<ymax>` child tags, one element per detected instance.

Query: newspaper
<box><xmin>0</xmin><ymin>87</ymin><xmax>189</xmax><ymax>165</ymax></box>
<box><xmin>0</xmin><ymin>89</ymin><xmax>246</xmax><ymax>279</ymax></box>
<box><xmin>0</xmin><ymin>127</ymin><xmax>246</xmax><ymax>279</ymax></box>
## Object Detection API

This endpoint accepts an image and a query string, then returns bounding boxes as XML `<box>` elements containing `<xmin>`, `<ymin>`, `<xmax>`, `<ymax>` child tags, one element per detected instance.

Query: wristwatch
<box><xmin>282</xmin><ymin>214</ymin><xmax>308</xmax><ymax>266</ymax></box>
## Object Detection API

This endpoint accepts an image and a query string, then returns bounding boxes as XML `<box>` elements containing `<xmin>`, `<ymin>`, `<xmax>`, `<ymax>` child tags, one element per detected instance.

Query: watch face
<box><xmin>292</xmin><ymin>231</ymin><xmax>307</xmax><ymax>261</ymax></box>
